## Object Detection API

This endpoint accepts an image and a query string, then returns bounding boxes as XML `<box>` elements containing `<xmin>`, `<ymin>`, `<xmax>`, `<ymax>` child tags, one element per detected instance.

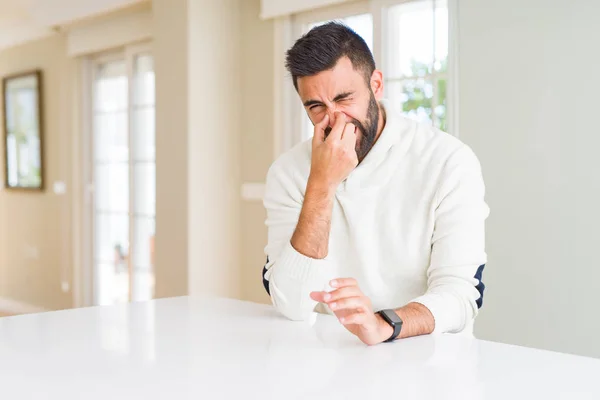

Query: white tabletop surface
<box><xmin>0</xmin><ymin>297</ymin><xmax>599</xmax><ymax>400</ymax></box>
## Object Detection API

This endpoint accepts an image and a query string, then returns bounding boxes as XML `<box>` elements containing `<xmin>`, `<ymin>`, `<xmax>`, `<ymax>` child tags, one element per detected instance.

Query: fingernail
<box><xmin>330</xmin><ymin>302</ymin><xmax>337</xmax><ymax>309</ymax></box>
<box><xmin>330</xmin><ymin>280</ymin><xmax>338</xmax><ymax>287</ymax></box>
<box><xmin>340</xmin><ymin>317</ymin><xmax>345</xmax><ymax>323</ymax></box>
<box><xmin>323</xmin><ymin>294</ymin><xmax>331</xmax><ymax>301</ymax></box>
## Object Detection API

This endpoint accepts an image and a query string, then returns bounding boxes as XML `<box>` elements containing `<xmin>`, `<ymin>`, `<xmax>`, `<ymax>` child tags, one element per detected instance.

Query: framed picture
<box><xmin>2</xmin><ymin>70</ymin><xmax>44</xmax><ymax>190</ymax></box>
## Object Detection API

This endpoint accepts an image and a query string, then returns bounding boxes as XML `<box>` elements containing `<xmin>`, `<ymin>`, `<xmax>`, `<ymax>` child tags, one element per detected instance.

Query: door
<box><xmin>88</xmin><ymin>43</ymin><xmax>156</xmax><ymax>306</ymax></box>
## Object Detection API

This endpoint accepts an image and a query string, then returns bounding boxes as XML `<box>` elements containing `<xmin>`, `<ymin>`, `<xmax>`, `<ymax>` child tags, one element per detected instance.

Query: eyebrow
<box><xmin>303</xmin><ymin>91</ymin><xmax>355</xmax><ymax>107</ymax></box>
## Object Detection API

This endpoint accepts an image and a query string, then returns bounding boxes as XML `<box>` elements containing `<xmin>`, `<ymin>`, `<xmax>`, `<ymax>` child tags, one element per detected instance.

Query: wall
<box><xmin>187</xmin><ymin>0</ymin><xmax>243</xmax><ymax>299</ymax></box>
<box><xmin>152</xmin><ymin>0</ymin><xmax>189</xmax><ymax>299</ymax></box>
<box><xmin>153</xmin><ymin>0</ymin><xmax>275</xmax><ymax>302</ymax></box>
<box><xmin>0</xmin><ymin>34</ymin><xmax>75</xmax><ymax>311</ymax></box>
<box><xmin>153</xmin><ymin>0</ymin><xmax>246</xmax><ymax>299</ymax></box>
<box><xmin>458</xmin><ymin>0</ymin><xmax>600</xmax><ymax>358</ymax></box>
<box><xmin>240</xmin><ymin>0</ymin><xmax>274</xmax><ymax>304</ymax></box>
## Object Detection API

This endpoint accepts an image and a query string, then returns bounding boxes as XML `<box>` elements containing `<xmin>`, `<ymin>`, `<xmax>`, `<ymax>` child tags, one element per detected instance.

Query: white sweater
<box><xmin>263</xmin><ymin>100</ymin><xmax>489</xmax><ymax>334</ymax></box>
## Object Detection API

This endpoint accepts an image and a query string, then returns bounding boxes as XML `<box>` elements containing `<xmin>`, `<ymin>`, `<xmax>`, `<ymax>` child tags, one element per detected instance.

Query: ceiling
<box><xmin>0</xmin><ymin>0</ymin><xmax>146</xmax><ymax>51</ymax></box>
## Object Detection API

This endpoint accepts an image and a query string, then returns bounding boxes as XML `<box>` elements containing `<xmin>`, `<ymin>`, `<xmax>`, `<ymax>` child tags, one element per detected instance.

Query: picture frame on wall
<box><xmin>2</xmin><ymin>70</ymin><xmax>44</xmax><ymax>191</ymax></box>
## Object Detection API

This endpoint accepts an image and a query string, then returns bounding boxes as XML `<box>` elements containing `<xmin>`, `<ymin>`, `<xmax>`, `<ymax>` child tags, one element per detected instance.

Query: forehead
<box><xmin>297</xmin><ymin>57</ymin><xmax>367</xmax><ymax>101</ymax></box>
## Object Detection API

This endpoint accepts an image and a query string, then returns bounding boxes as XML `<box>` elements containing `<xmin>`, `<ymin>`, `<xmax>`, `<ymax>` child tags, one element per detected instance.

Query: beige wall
<box><xmin>153</xmin><ymin>0</ymin><xmax>252</xmax><ymax>300</ymax></box>
<box><xmin>187</xmin><ymin>0</ymin><xmax>242</xmax><ymax>298</ymax></box>
<box><xmin>152</xmin><ymin>0</ymin><xmax>189</xmax><ymax>299</ymax></box>
<box><xmin>0</xmin><ymin>34</ymin><xmax>76</xmax><ymax>310</ymax></box>
<box><xmin>150</xmin><ymin>0</ymin><xmax>276</xmax><ymax>303</ymax></box>
<box><xmin>239</xmin><ymin>0</ymin><xmax>274</xmax><ymax>304</ymax></box>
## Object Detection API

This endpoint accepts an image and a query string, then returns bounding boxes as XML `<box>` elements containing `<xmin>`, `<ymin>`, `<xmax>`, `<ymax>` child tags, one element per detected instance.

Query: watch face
<box><xmin>382</xmin><ymin>310</ymin><xmax>402</xmax><ymax>324</ymax></box>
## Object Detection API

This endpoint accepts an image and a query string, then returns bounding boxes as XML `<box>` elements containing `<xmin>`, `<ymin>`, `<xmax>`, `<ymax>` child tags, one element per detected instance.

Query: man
<box><xmin>262</xmin><ymin>22</ymin><xmax>488</xmax><ymax>345</ymax></box>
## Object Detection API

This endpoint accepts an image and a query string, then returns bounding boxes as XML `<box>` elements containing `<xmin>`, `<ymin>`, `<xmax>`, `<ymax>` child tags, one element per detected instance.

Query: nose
<box><xmin>327</xmin><ymin>109</ymin><xmax>346</xmax><ymax>127</ymax></box>
<box><xmin>326</xmin><ymin>108</ymin><xmax>337</xmax><ymax>125</ymax></box>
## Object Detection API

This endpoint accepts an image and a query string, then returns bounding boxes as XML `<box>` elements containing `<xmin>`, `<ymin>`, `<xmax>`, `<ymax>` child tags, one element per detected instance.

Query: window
<box><xmin>385</xmin><ymin>0</ymin><xmax>449</xmax><ymax>130</ymax></box>
<box><xmin>89</xmin><ymin>44</ymin><xmax>155</xmax><ymax>306</ymax></box>
<box><xmin>286</xmin><ymin>0</ymin><xmax>453</xmax><ymax>147</ymax></box>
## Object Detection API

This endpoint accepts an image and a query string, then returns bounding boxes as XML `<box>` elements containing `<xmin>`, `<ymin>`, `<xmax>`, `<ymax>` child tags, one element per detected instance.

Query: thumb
<box><xmin>312</xmin><ymin>114</ymin><xmax>329</xmax><ymax>146</ymax></box>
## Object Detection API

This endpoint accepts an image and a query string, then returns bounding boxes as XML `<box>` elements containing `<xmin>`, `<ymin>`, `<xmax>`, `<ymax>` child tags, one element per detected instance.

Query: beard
<box><xmin>324</xmin><ymin>92</ymin><xmax>380</xmax><ymax>163</ymax></box>
<box><xmin>354</xmin><ymin>92</ymin><xmax>380</xmax><ymax>162</ymax></box>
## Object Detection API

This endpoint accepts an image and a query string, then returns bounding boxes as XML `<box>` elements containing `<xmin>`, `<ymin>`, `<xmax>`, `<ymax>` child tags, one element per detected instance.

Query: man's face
<box><xmin>297</xmin><ymin>56</ymin><xmax>381</xmax><ymax>161</ymax></box>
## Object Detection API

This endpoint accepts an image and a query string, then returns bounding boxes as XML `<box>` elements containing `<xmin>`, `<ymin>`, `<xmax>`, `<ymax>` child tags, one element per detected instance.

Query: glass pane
<box><xmin>132</xmin><ymin>217</ymin><xmax>155</xmax><ymax>302</ymax></box>
<box><xmin>95</xmin><ymin>61</ymin><xmax>127</xmax><ymax>112</ymax></box>
<box><xmin>134</xmin><ymin>163</ymin><xmax>155</xmax><ymax>216</ymax></box>
<box><xmin>95</xmin><ymin>163</ymin><xmax>129</xmax><ymax>212</ymax></box>
<box><xmin>309</xmin><ymin>13</ymin><xmax>373</xmax><ymax>52</ymax></box>
<box><xmin>132</xmin><ymin>269</ymin><xmax>154</xmax><ymax>302</ymax></box>
<box><xmin>342</xmin><ymin>14</ymin><xmax>373</xmax><ymax>52</ymax></box>
<box><xmin>386</xmin><ymin>79</ymin><xmax>433</xmax><ymax>124</ymax></box>
<box><xmin>434</xmin><ymin>77</ymin><xmax>447</xmax><ymax>130</ymax></box>
<box><xmin>96</xmin><ymin>262</ymin><xmax>129</xmax><ymax>306</ymax></box>
<box><xmin>387</xmin><ymin>0</ymin><xmax>434</xmax><ymax>79</ymax></box>
<box><xmin>434</xmin><ymin>0</ymin><xmax>449</xmax><ymax>72</ymax></box>
<box><xmin>133</xmin><ymin>54</ymin><xmax>155</xmax><ymax>106</ymax></box>
<box><xmin>94</xmin><ymin>111</ymin><xmax>128</xmax><ymax>162</ymax></box>
<box><xmin>132</xmin><ymin>107</ymin><xmax>155</xmax><ymax>161</ymax></box>
<box><xmin>94</xmin><ymin>213</ymin><xmax>129</xmax><ymax>264</ymax></box>
<box><xmin>92</xmin><ymin>53</ymin><xmax>156</xmax><ymax>306</ymax></box>
<box><xmin>133</xmin><ymin>217</ymin><xmax>155</xmax><ymax>268</ymax></box>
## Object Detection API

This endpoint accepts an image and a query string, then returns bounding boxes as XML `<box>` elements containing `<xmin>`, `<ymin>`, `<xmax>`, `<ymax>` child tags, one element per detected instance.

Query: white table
<box><xmin>0</xmin><ymin>297</ymin><xmax>598</xmax><ymax>399</ymax></box>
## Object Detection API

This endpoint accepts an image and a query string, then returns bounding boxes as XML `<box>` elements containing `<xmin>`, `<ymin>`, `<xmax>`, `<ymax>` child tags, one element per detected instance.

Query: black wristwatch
<box><xmin>377</xmin><ymin>309</ymin><xmax>403</xmax><ymax>342</ymax></box>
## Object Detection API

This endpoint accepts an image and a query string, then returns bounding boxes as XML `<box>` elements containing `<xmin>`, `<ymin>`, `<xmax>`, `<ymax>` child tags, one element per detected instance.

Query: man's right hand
<box><xmin>308</xmin><ymin>112</ymin><xmax>358</xmax><ymax>192</ymax></box>
<box><xmin>290</xmin><ymin>112</ymin><xmax>357</xmax><ymax>259</ymax></box>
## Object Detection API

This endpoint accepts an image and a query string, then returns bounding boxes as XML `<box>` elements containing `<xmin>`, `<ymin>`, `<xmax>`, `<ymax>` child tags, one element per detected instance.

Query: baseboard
<box><xmin>0</xmin><ymin>297</ymin><xmax>48</xmax><ymax>315</ymax></box>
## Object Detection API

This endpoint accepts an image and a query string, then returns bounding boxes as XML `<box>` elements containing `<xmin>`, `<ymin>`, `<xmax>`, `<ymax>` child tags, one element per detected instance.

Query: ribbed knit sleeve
<box><xmin>412</xmin><ymin>145</ymin><xmax>489</xmax><ymax>333</ymax></box>
<box><xmin>262</xmin><ymin>160</ymin><xmax>334</xmax><ymax>321</ymax></box>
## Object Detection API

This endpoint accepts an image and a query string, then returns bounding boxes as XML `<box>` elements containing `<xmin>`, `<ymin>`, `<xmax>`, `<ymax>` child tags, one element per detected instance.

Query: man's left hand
<box><xmin>310</xmin><ymin>278</ymin><xmax>393</xmax><ymax>345</ymax></box>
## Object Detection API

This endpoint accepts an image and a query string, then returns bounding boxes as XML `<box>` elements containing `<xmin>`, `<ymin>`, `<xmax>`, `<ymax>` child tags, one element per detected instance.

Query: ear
<box><xmin>370</xmin><ymin>70</ymin><xmax>384</xmax><ymax>100</ymax></box>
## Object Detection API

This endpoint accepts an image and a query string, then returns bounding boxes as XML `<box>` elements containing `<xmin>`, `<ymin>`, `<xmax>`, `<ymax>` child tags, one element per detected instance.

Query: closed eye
<box><xmin>304</xmin><ymin>99</ymin><xmax>323</xmax><ymax>109</ymax></box>
<box><xmin>333</xmin><ymin>91</ymin><xmax>355</xmax><ymax>103</ymax></box>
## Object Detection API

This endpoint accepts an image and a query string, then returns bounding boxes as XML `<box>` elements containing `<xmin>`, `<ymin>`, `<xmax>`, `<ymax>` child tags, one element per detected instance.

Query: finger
<box><xmin>329</xmin><ymin>296</ymin><xmax>370</xmax><ymax>313</ymax></box>
<box><xmin>322</xmin><ymin>286</ymin><xmax>363</xmax><ymax>302</ymax></box>
<box><xmin>341</xmin><ymin>122</ymin><xmax>356</xmax><ymax>140</ymax></box>
<box><xmin>339</xmin><ymin>312</ymin><xmax>369</xmax><ymax>325</ymax></box>
<box><xmin>330</xmin><ymin>278</ymin><xmax>358</xmax><ymax>288</ymax></box>
<box><xmin>342</xmin><ymin>123</ymin><xmax>358</xmax><ymax>148</ymax></box>
<box><xmin>326</xmin><ymin>112</ymin><xmax>346</xmax><ymax>142</ymax></box>
<box><xmin>312</xmin><ymin>114</ymin><xmax>329</xmax><ymax>145</ymax></box>
<box><xmin>310</xmin><ymin>291</ymin><xmax>327</xmax><ymax>303</ymax></box>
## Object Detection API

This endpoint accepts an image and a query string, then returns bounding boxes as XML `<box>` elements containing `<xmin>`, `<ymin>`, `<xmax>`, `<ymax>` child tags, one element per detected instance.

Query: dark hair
<box><xmin>285</xmin><ymin>22</ymin><xmax>376</xmax><ymax>91</ymax></box>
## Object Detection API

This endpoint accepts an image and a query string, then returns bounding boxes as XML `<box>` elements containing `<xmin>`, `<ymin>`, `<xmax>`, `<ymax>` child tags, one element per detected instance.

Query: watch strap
<box><xmin>377</xmin><ymin>309</ymin><xmax>403</xmax><ymax>342</ymax></box>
